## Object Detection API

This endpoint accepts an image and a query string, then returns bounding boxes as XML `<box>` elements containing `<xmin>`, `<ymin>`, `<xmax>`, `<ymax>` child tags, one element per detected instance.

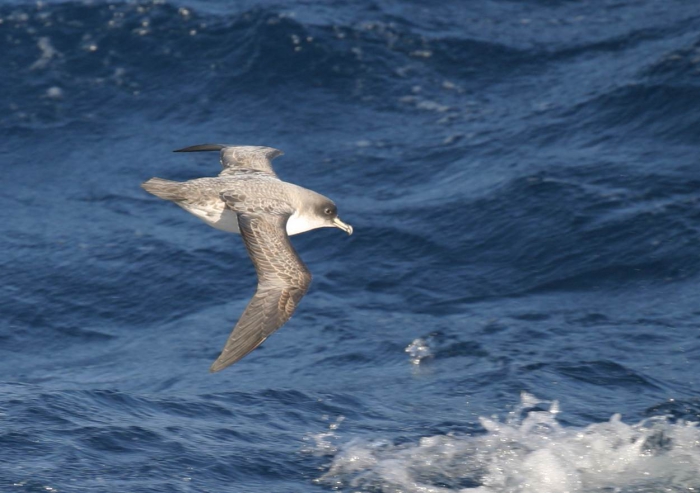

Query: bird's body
<box><xmin>142</xmin><ymin>144</ymin><xmax>352</xmax><ymax>372</ymax></box>
<box><xmin>146</xmin><ymin>174</ymin><xmax>333</xmax><ymax>235</ymax></box>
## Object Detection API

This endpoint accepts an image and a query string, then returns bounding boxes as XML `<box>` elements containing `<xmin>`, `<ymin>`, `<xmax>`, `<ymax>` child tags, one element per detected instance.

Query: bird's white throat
<box><xmin>286</xmin><ymin>210</ymin><xmax>327</xmax><ymax>236</ymax></box>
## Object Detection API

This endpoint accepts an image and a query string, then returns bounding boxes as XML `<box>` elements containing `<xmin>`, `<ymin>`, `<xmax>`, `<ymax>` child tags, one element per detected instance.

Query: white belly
<box><xmin>180</xmin><ymin>203</ymin><xmax>240</xmax><ymax>233</ymax></box>
<box><xmin>180</xmin><ymin>203</ymin><xmax>318</xmax><ymax>236</ymax></box>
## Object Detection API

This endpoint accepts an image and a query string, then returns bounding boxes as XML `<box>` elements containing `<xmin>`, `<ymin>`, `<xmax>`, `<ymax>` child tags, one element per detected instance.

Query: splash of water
<box><xmin>317</xmin><ymin>393</ymin><xmax>700</xmax><ymax>493</ymax></box>
<box><xmin>405</xmin><ymin>338</ymin><xmax>433</xmax><ymax>365</ymax></box>
<box><xmin>302</xmin><ymin>415</ymin><xmax>346</xmax><ymax>456</ymax></box>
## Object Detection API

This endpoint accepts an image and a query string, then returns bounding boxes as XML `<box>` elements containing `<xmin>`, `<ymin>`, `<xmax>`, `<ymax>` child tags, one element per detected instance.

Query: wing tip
<box><xmin>174</xmin><ymin>144</ymin><xmax>226</xmax><ymax>153</ymax></box>
<box><xmin>173</xmin><ymin>144</ymin><xmax>284</xmax><ymax>158</ymax></box>
<box><xmin>209</xmin><ymin>355</ymin><xmax>238</xmax><ymax>373</ymax></box>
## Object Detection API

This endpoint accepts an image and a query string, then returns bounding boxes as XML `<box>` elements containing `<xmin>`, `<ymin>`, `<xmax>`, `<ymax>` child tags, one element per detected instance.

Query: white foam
<box><xmin>316</xmin><ymin>393</ymin><xmax>700</xmax><ymax>492</ymax></box>
<box><xmin>302</xmin><ymin>415</ymin><xmax>346</xmax><ymax>456</ymax></box>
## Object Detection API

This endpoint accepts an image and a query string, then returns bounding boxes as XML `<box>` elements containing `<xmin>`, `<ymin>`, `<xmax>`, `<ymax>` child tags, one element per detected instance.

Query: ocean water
<box><xmin>1</xmin><ymin>0</ymin><xmax>700</xmax><ymax>491</ymax></box>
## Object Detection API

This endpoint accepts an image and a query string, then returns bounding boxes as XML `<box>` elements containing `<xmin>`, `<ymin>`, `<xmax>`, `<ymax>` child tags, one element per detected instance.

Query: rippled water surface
<box><xmin>1</xmin><ymin>0</ymin><xmax>700</xmax><ymax>491</ymax></box>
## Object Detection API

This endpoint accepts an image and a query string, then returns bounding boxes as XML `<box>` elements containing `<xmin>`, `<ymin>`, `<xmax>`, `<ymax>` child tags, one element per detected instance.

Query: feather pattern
<box><xmin>209</xmin><ymin>209</ymin><xmax>311</xmax><ymax>372</ymax></box>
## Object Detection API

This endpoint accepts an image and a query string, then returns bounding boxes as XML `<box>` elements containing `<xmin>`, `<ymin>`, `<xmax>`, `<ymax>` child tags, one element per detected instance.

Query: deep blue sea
<box><xmin>2</xmin><ymin>0</ymin><xmax>700</xmax><ymax>491</ymax></box>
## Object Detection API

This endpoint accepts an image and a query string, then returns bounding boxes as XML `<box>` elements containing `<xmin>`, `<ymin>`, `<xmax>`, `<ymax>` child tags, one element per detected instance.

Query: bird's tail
<box><xmin>141</xmin><ymin>177</ymin><xmax>185</xmax><ymax>201</ymax></box>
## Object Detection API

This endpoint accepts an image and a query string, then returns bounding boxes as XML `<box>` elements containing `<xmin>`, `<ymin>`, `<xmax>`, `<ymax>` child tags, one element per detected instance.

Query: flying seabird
<box><xmin>141</xmin><ymin>144</ymin><xmax>353</xmax><ymax>372</ymax></box>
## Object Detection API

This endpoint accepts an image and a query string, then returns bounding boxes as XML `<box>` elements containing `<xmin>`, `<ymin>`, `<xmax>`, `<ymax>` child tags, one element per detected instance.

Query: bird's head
<box><xmin>314</xmin><ymin>199</ymin><xmax>353</xmax><ymax>235</ymax></box>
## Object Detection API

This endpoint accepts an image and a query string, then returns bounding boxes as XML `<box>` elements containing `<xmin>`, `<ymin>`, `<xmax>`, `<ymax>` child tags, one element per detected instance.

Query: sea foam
<box><xmin>317</xmin><ymin>393</ymin><xmax>700</xmax><ymax>492</ymax></box>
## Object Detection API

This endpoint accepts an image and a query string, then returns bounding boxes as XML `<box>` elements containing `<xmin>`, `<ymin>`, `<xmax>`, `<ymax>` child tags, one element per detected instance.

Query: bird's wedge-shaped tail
<box><xmin>141</xmin><ymin>177</ymin><xmax>186</xmax><ymax>202</ymax></box>
<box><xmin>209</xmin><ymin>195</ymin><xmax>312</xmax><ymax>372</ymax></box>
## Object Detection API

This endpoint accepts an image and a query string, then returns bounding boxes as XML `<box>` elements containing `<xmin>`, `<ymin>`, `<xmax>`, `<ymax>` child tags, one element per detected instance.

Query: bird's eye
<box><xmin>324</xmin><ymin>207</ymin><xmax>333</xmax><ymax>215</ymax></box>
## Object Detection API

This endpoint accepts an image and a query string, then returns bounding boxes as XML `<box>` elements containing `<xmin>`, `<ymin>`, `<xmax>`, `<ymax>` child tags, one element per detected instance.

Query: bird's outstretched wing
<box><xmin>209</xmin><ymin>194</ymin><xmax>311</xmax><ymax>372</ymax></box>
<box><xmin>174</xmin><ymin>144</ymin><xmax>283</xmax><ymax>176</ymax></box>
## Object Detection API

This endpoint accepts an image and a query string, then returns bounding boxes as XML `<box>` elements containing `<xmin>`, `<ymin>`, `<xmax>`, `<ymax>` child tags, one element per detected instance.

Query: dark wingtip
<box><xmin>174</xmin><ymin>144</ymin><xmax>226</xmax><ymax>153</ymax></box>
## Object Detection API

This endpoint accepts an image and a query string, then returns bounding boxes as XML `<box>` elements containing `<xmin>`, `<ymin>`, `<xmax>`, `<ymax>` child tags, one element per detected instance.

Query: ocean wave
<box><xmin>346</xmin><ymin>168</ymin><xmax>700</xmax><ymax>314</ymax></box>
<box><xmin>556</xmin><ymin>83</ymin><xmax>700</xmax><ymax>145</ymax></box>
<box><xmin>3</xmin><ymin>0</ymin><xmax>697</xmax><ymax>140</ymax></box>
<box><xmin>0</xmin><ymin>0</ymin><xmax>606</xmax><ymax>130</ymax></box>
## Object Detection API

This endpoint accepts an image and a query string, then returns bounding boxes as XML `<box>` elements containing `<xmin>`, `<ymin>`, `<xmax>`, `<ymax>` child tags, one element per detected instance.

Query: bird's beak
<box><xmin>333</xmin><ymin>217</ymin><xmax>353</xmax><ymax>235</ymax></box>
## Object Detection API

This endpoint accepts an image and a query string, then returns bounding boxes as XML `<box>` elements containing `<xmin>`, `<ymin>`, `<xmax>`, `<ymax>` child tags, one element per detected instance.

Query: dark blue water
<box><xmin>2</xmin><ymin>0</ymin><xmax>700</xmax><ymax>491</ymax></box>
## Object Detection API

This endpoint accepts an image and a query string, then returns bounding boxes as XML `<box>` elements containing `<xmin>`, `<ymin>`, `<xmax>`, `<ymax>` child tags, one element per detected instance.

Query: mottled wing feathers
<box><xmin>209</xmin><ymin>197</ymin><xmax>312</xmax><ymax>372</ymax></box>
<box><xmin>209</xmin><ymin>283</ymin><xmax>308</xmax><ymax>372</ymax></box>
<box><xmin>220</xmin><ymin>191</ymin><xmax>294</xmax><ymax>218</ymax></box>
<box><xmin>174</xmin><ymin>144</ymin><xmax>283</xmax><ymax>176</ymax></box>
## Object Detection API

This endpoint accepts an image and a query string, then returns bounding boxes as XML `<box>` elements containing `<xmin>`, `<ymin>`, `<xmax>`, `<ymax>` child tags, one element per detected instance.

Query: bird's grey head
<box><xmin>312</xmin><ymin>197</ymin><xmax>353</xmax><ymax>235</ymax></box>
<box><xmin>286</xmin><ymin>194</ymin><xmax>352</xmax><ymax>237</ymax></box>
